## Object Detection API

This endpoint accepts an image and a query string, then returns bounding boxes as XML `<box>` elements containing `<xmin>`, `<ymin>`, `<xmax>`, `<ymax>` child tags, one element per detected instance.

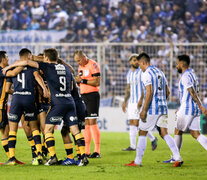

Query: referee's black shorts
<box><xmin>81</xmin><ymin>92</ymin><xmax>100</xmax><ymax>119</ymax></box>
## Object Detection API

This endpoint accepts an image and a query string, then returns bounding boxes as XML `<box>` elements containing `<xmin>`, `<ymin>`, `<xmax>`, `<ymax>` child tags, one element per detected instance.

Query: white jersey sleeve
<box><xmin>142</xmin><ymin>72</ymin><xmax>152</xmax><ymax>87</ymax></box>
<box><xmin>182</xmin><ymin>74</ymin><xmax>194</xmax><ymax>89</ymax></box>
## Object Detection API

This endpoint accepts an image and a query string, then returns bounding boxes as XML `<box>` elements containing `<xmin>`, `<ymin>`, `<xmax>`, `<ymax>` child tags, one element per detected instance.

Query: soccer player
<box><xmin>6</xmin><ymin>48</ymin><xmax>88</xmax><ymax>166</ymax></box>
<box><xmin>163</xmin><ymin>55</ymin><xmax>207</xmax><ymax>163</ymax></box>
<box><xmin>122</xmin><ymin>54</ymin><xmax>158</xmax><ymax>151</ymax></box>
<box><xmin>125</xmin><ymin>52</ymin><xmax>183</xmax><ymax>167</ymax></box>
<box><xmin>74</xmin><ymin>50</ymin><xmax>101</xmax><ymax>158</ymax></box>
<box><xmin>61</xmin><ymin>76</ymin><xmax>86</xmax><ymax>165</ymax></box>
<box><xmin>4</xmin><ymin>48</ymin><xmax>48</xmax><ymax>165</ymax></box>
<box><xmin>0</xmin><ymin>51</ymin><xmax>25</xmax><ymax>164</ymax></box>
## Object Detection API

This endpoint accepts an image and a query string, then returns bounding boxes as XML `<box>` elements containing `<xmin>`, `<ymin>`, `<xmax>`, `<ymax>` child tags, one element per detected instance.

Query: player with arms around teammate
<box><xmin>164</xmin><ymin>55</ymin><xmax>207</xmax><ymax>163</ymax></box>
<box><xmin>5</xmin><ymin>48</ymin><xmax>88</xmax><ymax>166</ymax></box>
<box><xmin>4</xmin><ymin>48</ymin><xmax>49</xmax><ymax>165</ymax></box>
<box><xmin>74</xmin><ymin>50</ymin><xmax>101</xmax><ymax>158</ymax></box>
<box><xmin>0</xmin><ymin>51</ymin><xmax>25</xmax><ymax>164</ymax></box>
<box><xmin>125</xmin><ymin>52</ymin><xmax>183</xmax><ymax>167</ymax></box>
<box><xmin>122</xmin><ymin>54</ymin><xmax>158</xmax><ymax>151</ymax></box>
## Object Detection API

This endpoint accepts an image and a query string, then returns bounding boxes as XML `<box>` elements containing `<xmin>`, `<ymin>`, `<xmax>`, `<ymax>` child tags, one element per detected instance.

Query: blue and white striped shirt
<box><xmin>127</xmin><ymin>67</ymin><xmax>143</xmax><ymax>103</ymax></box>
<box><xmin>141</xmin><ymin>66</ymin><xmax>168</xmax><ymax>115</ymax></box>
<box><xmin>179</xmin><ymin>69</ymin><xmax>200</xmax><ymax>116</ymax></box>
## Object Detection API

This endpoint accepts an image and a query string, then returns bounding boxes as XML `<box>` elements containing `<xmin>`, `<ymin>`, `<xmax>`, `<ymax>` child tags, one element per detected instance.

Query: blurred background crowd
<box><xmin>0</xmin><ymin>0</ymin><xmax>207</xmax><ymax>43</ymax></box>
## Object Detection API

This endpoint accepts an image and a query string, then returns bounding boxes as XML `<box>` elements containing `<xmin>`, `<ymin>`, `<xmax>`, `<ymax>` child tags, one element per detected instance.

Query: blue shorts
<box><xmin>0</xmin><ymin>108</ymin><xmax>8</xmax><ymax>129</ymax></box>
<box><xmin>8</xmin><ymin>96</ymin><xmax>37</xmax><ymax>123</ymax></box>
<box><xmin>38</xmin><ymin>103</ymin><xmax>50</xmax><ymax>114</ymax></box>
<box><xmin>46</xmin><ymin>103</ymin><xmax>78</xmax><ymax>126</ymax></box>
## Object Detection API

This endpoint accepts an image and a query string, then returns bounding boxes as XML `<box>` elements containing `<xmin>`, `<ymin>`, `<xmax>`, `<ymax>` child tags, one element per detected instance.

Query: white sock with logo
<box><xmin>129</xmin><ymin>125</ymin><xmax>138</xmax><ymax>149</ymax></box>
<box><xmin>163</xmin><ymin>134</ymin><xmax>181</xmax><ymax>161</ymax></box>
<box><xmin>134</xmin><ymin>136</ymin><xmax>147</xmax><ymax>165</ymax></box>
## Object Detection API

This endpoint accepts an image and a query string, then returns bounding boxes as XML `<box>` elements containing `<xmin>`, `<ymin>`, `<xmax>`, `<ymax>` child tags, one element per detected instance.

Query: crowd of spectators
<box><xmin>0</xmin><ymin>0</ymin><xmax>207</xmax><ymax>43</ymax></box>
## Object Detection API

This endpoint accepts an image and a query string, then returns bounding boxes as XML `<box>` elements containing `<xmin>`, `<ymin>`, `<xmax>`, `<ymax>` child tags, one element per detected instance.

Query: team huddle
<box><xmin>0</xmin><ymin>48</ymin><xmax>90</xmax><ymax>166</ymax></box>
<box><xmin>0</xmin><ymin>49</ymin><xmax>207</xmax><ymax>168</ymax></box>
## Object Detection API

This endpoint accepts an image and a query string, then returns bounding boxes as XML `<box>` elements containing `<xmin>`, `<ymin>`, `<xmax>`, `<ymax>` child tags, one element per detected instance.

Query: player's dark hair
<box><xmin>44</xmin><ymin>48</ymin><xmax>58</xmax><ymax>62</ymax></box>
<box><xmin>177</xmin><ymin>55</ymin><xmax>190</xmax><ymax>67</ymax></box>
<box><xmin>38</xmin><ymin>53</ymin><xmax>43</xmax><ymax>56</ymax></box>
<box><xmin>19</xmin><ymin>48</ymin><xmax>32</xmax><ymax>57</ymax></box>
<box><xmin>0</xmin><ymin>51</ymin><xmax>7</xmax><ymax>63</ymax></box>
<box><xmin>73</xmin><ymin>50</ymin><xmax>84</xmax><ymax>58</ymax></box>
<box><xmin>137</xmin><ymin>52</ymin><xmax>150</xmax><ymax>63</ymax></box>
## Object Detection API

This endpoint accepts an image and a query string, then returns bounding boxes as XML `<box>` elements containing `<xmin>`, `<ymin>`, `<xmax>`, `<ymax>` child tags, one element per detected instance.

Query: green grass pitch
<box><xmin>0</xmin><ymin>130</ymin><xmax>207</xmax><ymax>180</ymax></box>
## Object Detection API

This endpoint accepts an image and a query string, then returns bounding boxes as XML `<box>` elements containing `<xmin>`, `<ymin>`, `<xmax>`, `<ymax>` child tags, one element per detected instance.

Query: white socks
<box><xmin>163</xmin><ymin>134</ymin><xmax>181</xmax><ymax>161</ymax></box>
<box><xmin>174</xmin><ymin>135</ymin><xmax>182</xmax><ymax>151</ymax></box>
<box><xmin>135</xmin><ymin>136</ymin><xmax>147</xmax><ymax>165</ymax></box>
<box><xmin>197</xmin><ymin>134</ymin><xmax>207</xmax><ymax>150</ymax></box>
<box><xmin>129</xmin><ymin>125</ymin><xmax>138</xmax><ymax>149</ymax></box>
<box><xmin>147</xmin><ymin>131</ymin><xmax>155</xmax><ymax>142</ymax></box>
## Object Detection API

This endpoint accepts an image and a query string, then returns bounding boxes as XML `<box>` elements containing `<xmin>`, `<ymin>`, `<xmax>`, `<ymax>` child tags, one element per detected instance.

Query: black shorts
<box><xmin>8</xmin><ymin>96</ymin><xmax>37</xmax><ymax>123</ymax></box>
<box><xmin>75</xmin><ymin>99</ymin><xmax>86</xmax><ymax>130</ymax></box>
<box><xmin>0</xmin><ymin>108</ymin><xmax>8</xmax><ymax>129</ymax></box>
<box><xmin>46</xmin><ymin>103</ymin><xmax>78</xmax><ymax>126</ymax></box>
<box><xmin>81</xmin><ymin>92</ymin><xmax>100</xmax><ymax>119</ymax></box>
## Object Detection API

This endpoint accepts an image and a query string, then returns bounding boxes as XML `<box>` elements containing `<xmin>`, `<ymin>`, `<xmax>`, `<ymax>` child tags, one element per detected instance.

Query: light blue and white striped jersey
<box><xmin>141</xmin><ymin>66</ymin><xmax>168</xmax><ymax>115</ymax></box>
<box><xmin>179</xmin><ymin>69</ymin><xmax>200</xmax><ymax>116</ymax></box>
<box><xmin>127</xmin><ymin>67</ymin><xmax>143</xmax><ymax>103</ymax></box>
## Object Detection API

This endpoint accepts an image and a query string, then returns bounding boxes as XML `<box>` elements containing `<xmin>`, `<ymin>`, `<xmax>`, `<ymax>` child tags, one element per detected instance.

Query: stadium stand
<box><xmin>0</xmin><ymin>0</ymin><xmax>206</xmax><ymax>42</ymax></box>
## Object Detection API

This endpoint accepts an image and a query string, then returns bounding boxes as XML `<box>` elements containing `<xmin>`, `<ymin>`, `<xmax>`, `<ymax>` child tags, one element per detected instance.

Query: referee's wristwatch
<box><xmin>81</xmin><ymin>79</ymin><xmax>88</xmax><ymax>84</ymax></box>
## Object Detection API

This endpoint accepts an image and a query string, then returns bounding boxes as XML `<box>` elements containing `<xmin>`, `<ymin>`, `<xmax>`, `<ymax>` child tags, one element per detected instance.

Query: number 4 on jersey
<box><xmin>17</xmin><ymin>73</ymin><xmax>25</xmax><ymax>89</ymax></box>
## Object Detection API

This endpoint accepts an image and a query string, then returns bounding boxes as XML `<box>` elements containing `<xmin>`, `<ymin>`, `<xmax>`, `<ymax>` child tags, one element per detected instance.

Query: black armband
<box><xmin>81</xmin><ymin>79</ymin><xmax>88</xmax><ymax>84</ymax></box>
<box><xmin>92</xmin><ymin>73</ymin><xmax>100</xmax><ymax>77</ymax></box>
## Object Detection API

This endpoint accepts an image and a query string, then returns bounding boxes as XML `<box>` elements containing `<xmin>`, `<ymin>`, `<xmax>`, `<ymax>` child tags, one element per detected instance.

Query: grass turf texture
<box><xmin>0</xmin><ymin>130</ymin><xmax>207</xmax><ymax>180</ymax></box>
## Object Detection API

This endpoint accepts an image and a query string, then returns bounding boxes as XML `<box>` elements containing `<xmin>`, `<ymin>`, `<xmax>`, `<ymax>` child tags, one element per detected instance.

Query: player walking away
<box><xmin>74</xmin><ymin>50</ymin><xmax>101</xmax><ymax>158</ymax></box>
<box><xmin>4</xmin><ymin>48</ymin><xmax>49</xmax><ymax>165</ymax></box>
<box><xmin>125</xmin><ymin>53</ymin><xmax>183</xmax><ymax>167</ymax></box>
<box><xmin>0</xmin><ymin>51</ymin><xmax>26</xmax><ymax>165</ymax></box>
<box><xmin>5</xmin><ymin>48</ymin><xmax>88</xmax><ymax>166</ymax></box>
<box><xmin>163</xmin><ymin>55</ymin><xmax>207</xmax><ymax>163</ymax></box>
<box><xmin>122</xmin><ymin>54</ymin><xmax>158</xmax><ymax>151</ymax></box>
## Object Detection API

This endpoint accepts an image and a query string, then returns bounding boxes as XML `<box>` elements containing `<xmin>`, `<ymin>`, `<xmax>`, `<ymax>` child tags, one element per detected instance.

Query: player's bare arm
<box><xmin>140</xmin><ymin>84</ymin><xmax>153</xmax><ymax>122</ymax></box>
<box><xmin>32</xmin><ymin>55</ymin><xmax>43</xmax><ymax>62</ymax></box>
<box><xmin>137</xmin><ymin>91</ymin><xmax>144</xmax><ymax>110</ymax></box>
<box><xmin>188</xmin><ymin>87</ymin><xmax>207</xmax><ymax>116</ymax></box>
<box><xmin>33</xmin><ymin>71</ymin><xmax>49</xmax><ymax>98</ymax></box>
<box><xmin>165</xmin><ymin>85</ymin><xmax>170</xmax><ymax>99</ymax></box>
<box><xmin>5</xmin><ymin>81</ymin><xmax>13</xmax><ymax>94</ymax></box>
<box><xmin>122</xmin><ymin>84</ymin><xmax>130</xmax><ymax>113</ymax></box>
<box><xmin>5</xmin><ymin>67</ymin><xmax>24</xmax><ymax>77</ymax></box>
<box><xmin>2</xmin><ymin>60</ymin><xmax>39</xmax><ymax>74</ymax></box>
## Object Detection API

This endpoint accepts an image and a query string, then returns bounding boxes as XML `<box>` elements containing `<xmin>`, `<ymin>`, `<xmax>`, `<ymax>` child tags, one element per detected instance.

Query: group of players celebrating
<box><xmin>0</xmin><ymin>48</ymin><xmax>88</xmax><ymax>166</ymax></box>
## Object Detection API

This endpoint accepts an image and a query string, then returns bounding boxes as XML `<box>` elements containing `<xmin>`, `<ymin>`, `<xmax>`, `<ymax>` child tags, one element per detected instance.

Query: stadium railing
<box><xmin>1</xmin><ymin>42</ymin><xmax>207</xmax><ymax>103</ymax></box>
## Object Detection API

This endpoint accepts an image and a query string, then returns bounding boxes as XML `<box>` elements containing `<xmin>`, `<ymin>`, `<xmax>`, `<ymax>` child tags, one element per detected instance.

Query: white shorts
<box><xmin>127</xmin><ymin>103</ymin><xmax>139</xmax><ymax>120</ymax></box>
<box><xmin>139</xmin><ymin>114</ymin><xmax>168</xmax><ymax>131</ymax></box>
<box><xmin>176</xmin><ymin>110</ymin><xmax>201</xmax><ymax>132</ymax></box>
